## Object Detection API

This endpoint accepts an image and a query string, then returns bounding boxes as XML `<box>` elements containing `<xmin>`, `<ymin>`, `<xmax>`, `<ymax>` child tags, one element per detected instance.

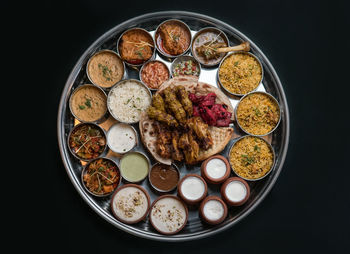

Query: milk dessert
<box><xmin>150</xmin><ymin>195</ymin><xmax>188</xmax><ymax>235</ymax></box>
<box><xmin>199</xmin><ymin>196</ymin><xmax>228</xmax><ymax>225</ymax></box>
<box><xmin>201</xmin><ymin>155</ymin><xmax>230</xmax><ymax>184</ymax></box>
<box><xmin>111</xmin><ymin>184</ymin><xmax>150</xmax><ymax>224</ymax></box>
<box><xmin>221</xmin><ymin>177</ymin><xmax>250</xmax><ymax>206</ymax></box>
<box><xmin>178</xmin><ymin>174</ymin><xmax>207</xmax><ymax>205</ymax></box>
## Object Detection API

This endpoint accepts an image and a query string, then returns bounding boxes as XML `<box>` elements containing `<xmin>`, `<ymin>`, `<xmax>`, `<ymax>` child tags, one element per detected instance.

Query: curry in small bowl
<box><xmin>118</xmin><ymin>28</ymin><xmax>155</xmax><ymax>66</ymax></box>
<box><xmin>155</xmin><ymin>19</ymin><xmax>191</xmax><ymax>58</ymax></box>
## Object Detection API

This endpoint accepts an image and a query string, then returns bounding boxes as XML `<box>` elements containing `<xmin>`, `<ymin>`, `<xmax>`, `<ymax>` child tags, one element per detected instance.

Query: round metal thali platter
<box><xmin>57</xmin><ymin>11</ymin><xmax>290</xmax><ymax>241</ymax></box>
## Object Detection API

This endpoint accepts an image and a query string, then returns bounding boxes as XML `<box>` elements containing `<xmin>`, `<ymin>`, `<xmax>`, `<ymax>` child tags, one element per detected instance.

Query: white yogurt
<box><xmin>181</xmin><ymin>176</ymin><xmax>205</xmax><ymax>200</ymax></box>
<box><xmin>107</xmin><ymin>123</ymin><xmax>136</xmax><ymax>153</ymax></box>
<box><xmin>225</xmin><ymin>181</ymin><xmax>247</xmax><ymax>202</ymax></box>
<box><xmin>206</xmin><ymin>158</ymin><xmax>227</xmax><ymax>179</ymax></box>
<box><xmin>203</xmin><ymin>200</ymin><xmax>224</xmax><ymax>221</ymax></box>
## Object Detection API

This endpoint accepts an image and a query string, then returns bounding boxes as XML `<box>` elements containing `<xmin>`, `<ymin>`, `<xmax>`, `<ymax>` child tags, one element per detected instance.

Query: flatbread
<box><xmin>139</xmin><ymin>76</ymin><xmax>234</xmax><ymax>165</ymax></box>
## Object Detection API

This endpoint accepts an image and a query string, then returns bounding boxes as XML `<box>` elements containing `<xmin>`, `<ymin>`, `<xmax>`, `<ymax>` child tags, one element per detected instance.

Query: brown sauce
<box><xmin>149</xmin><ymin>164</ymin><xmax>179</xmax><ymax>191</ymax></box>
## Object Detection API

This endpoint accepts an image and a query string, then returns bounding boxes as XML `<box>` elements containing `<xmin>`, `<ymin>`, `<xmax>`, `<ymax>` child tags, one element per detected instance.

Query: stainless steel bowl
<box><xmin>235</xmin><ymin>91</ymin><xmax>281</xmax><ymax>136</ymax></box>
<box><xmin>191</xmin><ymin>27</ymin><xmax>229</xmax><ymax>68</ymax></box>
<box><xmin>106</xmin><ymin>79</ymin><xmax>152</xmax><ymax>124</ymax></box>
<box><xmin>154</xmin><ymin>19</ymin><xmax>192</xmax><ymax>59</ymax></box>
<box><xmin>217</xmin><ymin>51</ymin><xmax>264</xmax><ymax>97</ymax></box>
<box><xmin>106</xmin><ymin>122</ymin><xmax>138</xmax><ymax>154</ymax></box>
<box><xmin>67</xmin><ymin>122</ymin><xmax>108</xmax><ymax>162</ymax></box>
<box><xmin>148</xmin><ymin>162</ymin><xmax>180</xmax><ymax>193</ymax></box>
<box><xmin>68</xmin><ymin>84</ymin><xmax>108</xmax><ymax>124</ymax></box>
<box><xmin>86</xmin><ymin>49</ymin><xmax>125</xmax><ymax>90</ymax></box>
<box><xmin>117</xmin><ymin>27</ymin><xmax>156</xmax><ymax>68</ymax></box>
<box><xmin>170</xmin><ymin>55</ymin><xmax>201</xmax><ymax>78</ymax></box>
<box><xmin>228</xmin><ymin>135</ymin><xmax>276</xmax><ymax>181</ymax></box>
<box><xmin>81</xmin><ymin>157</ymin><xmax>121</xmax><ymax>197</ymax></box>
<box><xmin>139</xmin><ymin>59</ymin><xmax>170</xmax><ymax>91</ymax></box>
<box><xmin>119</xmin><ymin>151</ymin><xmax>151</xmax><ymax>183</ymax></box>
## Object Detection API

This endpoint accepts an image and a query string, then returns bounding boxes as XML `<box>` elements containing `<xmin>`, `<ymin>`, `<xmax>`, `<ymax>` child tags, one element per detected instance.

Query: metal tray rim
<box><xmin>57</xmin><ymin>10</ymin><xmax>290</xmax><ymax>242</ymax></box>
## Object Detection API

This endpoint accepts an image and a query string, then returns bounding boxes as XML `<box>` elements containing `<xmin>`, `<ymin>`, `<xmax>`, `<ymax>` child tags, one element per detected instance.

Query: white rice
<box><xmin>108</xmin><ymin>80</ymin><xmax>151</xmax><ymax>123</ymax></box>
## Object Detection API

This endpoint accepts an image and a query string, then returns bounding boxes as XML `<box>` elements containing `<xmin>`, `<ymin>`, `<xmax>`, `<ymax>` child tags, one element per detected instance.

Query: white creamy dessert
<box><xmin>180</xmin><ymin>176</ymin><xmax>205</xmax><ymax>200</ymax></box>
<box><xmin>112</xmin><ymin>186</ymin><xmax>149</xmax><ymax>223</ymax></box>
<box><xmin>225</xmin><ymin>180</ymin><xmax>247</xmax><ymax>202</ymax></box>
<box><xmin>203</xmin><ymin>199</ymin><xmax>224</xmax><ymax>221</ymax></box>
<box><xmin>150</xmin><ymin>197</ymin><xmax>187</xmax><ymax>234</ymax></box>
<box><xmin>107</xmin><ymin>123</ymin><xmax>136</xmax><ymax>153</ymax></box>
<box><xmin>206</xmin><ymin>158</ymin><xmax>227</xmax><ymax>179</ymax></box>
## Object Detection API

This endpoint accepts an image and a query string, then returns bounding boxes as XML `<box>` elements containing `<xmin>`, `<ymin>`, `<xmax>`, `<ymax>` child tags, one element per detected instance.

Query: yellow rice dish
<box><xmin>229</xmin><ymin>136</ymin><xmax>274</xmax><ymax>180</ymax></box>
<box><xmin>236</xmin><ymin>93</ymin><xmax>280</xmax><ymax>135</ymax></box>
<box><xmin>219</xmin><ymin>53</ymin><xmax>262</xmax><ymax>95</ymax></box>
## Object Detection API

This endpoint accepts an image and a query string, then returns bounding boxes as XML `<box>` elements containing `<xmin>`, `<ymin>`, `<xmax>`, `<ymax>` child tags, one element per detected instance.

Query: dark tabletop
<box><xmin>28</xmin><ymin>0</ymin><xmax>350</xmax><ymax>253</ymax></box>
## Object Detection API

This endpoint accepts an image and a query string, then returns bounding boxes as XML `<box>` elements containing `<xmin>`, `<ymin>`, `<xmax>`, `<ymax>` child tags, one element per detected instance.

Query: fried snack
<box><xmin>152</xmin><ymin>93</ymin><xmax>166</xmax><ymax>112</ymax></box>
<box><xmin>163</xmin><ymin>87</ymin><xmax>187</xmax><ymax>124</ymax></box>
<box><xmin>147</xmin><ymin>106</ymin><xmax>178</xmax><ymax>127</ymax></box>
<box><xmin>176</xmin><ymin>85</ymin><xmax>193</xmax><ymax>117</ymax></box>
<box><xmin>187</xmin><ymin>117</ymin><xmax>213</xmax><ymax>150</ymax></box>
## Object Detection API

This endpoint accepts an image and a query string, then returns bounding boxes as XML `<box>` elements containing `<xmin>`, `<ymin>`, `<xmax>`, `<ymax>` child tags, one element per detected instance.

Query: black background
<box><xmin>20</xmin><ymin>0</ymin><xmax>350</xmax><ymax>253</ymax></box>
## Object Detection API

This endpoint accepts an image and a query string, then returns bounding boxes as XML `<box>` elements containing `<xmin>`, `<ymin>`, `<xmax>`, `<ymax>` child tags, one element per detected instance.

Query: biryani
<box><xmin>229</xmin><ymin>136</ymin><xmax>274</xmax><ymax>180</ymax></box>
<box><xmin>219</xmin><ymin>53</ymin><xmax>262</xmax><ymax>95</ymax></box>
<box><xmin>236</xmin><ymin>92</ymin><xmax>280</xmax><ymax>135</ymax></box>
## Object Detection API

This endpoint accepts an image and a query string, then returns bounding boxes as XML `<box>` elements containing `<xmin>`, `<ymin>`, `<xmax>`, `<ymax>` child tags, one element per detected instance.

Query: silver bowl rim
<box><xmin>67</xmin><ymin>122</ymin><xmax>108</xmax><ymax>162</ymax></box>
<box><xmin>228</xmin><ymin>135</ymin><xmax>276</xmax><ymax>181</ymax></box>
<box><xmin>57</xmin><ymin>11</ymin><xmax>290</xmax><ymax>242</ymax></box>
<box><xmin>191</xmin><ymin>26</ymin><xmax>230</xmax><ymax>68</ymax></box>
<box><xmin>170</xmin><ymin>55</ymin><xmax>201</xmax><ymax>78</ymax></box>
<box><xmin>217</xmin><ymin>51</ymin><xmax>264</xmax><ymax>97</ymax></box>
<box><xmin>234</xmin><ymin>91</ymin><xmax>282</xmax><ymax>137</ymax></box>
<box><xmin>68</xmin><ymin>83</ymin><xmax>108</xmax><ymax>124</ymax></box>
<box><xmin>106</xmin><ymin>78</ymin><xmax>152</xmax><ymax>124</ymax></box>
<box><xmin>106</xmin><ymin>122</ymin><xmax>139</xmax><ymax>154</ymax></box>
<box><xmin>154</xmin><ymin>18</ymin><xmax>192</xmax><ymax>59</ymax></box>
<box><xmin>116</xmin><ymin>27</ymin><xmax>156</xmax><ymax>68</ymax></box>
<box><xmin>81</xmin><ymin>156</ymin><xmax>121</xmax><ymax>197</ymax></box>
<box><xmin>86</xmin><ymin>49</ymin><xmax>126</xmax><ymax>90</ymax></box>
<box><xmin>139</xmin><ymin>59</ymin><xmax>170</xmax><ymax>91</ymax></box>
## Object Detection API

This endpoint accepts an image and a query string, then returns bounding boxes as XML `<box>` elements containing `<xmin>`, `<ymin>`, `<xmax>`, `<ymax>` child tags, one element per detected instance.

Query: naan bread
<box><xmin>139</xmin><ymin>76</ymin><xmax>234</xmax><ymax>165</ymax></box>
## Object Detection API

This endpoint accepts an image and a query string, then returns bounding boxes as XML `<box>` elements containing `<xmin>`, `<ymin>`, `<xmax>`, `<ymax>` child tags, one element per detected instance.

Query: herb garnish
<box><xmin>85</xmin><ymin>98</ymin><xmax>92</xmax><ymax>108</ymax></box>
<box><xmin>79</xmin><ymin>105</ymin><xmax>86</xmax><ymax>110</ymax></box>
<box><xmin>254</xmin><ymin>145</ymin><xmax>261</xmax><ymax>152</ymax></box>
<box><xmin>241</xmin><ymin>154</ymin><xmax>255</xmax><ymax>166</ymax></box>
<box><xmin>98</xmin><ymin>63</ymin><xmax>113</xmax><ymax>81</ymax></box>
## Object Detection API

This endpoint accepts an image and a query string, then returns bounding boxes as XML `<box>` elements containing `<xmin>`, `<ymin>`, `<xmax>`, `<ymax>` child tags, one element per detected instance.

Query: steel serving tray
<box><xmin>57</xmin><ymin>11</ymin><xmax>289</xmax><ymax>241</ymax></box>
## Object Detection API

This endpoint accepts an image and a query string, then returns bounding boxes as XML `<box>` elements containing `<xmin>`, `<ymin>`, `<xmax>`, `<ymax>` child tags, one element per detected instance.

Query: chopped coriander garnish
<box><xmin>79</xmin><ymin>105</ymin><xmax>86</xmax><ymax>110</ymax></box>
